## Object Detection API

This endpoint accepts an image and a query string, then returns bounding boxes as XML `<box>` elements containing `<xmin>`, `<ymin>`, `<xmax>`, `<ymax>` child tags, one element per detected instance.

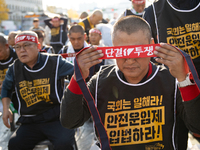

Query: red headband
<box><xmin>15</xmin><ymin>35</ymin><xmax>38</xmax><ymax>44</ymax></box>
<box><xmin>89</xmin><ymin>29</ymin><xmax>102</xmax><ymax>35</ymax></box>
<box><xmin>52</xmin><ymin>18</ymin><xmax>60</xmax><ymax>21</ymax></box>
<box><xmin>132</xmin><ymin>0</ymin><xmax>145</xmax><ymax>4</ymax></box>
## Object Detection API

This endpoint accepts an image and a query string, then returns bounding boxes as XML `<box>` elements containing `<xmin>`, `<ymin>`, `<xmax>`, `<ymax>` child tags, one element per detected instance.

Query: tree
<box><xmin>0</xmin><ymin>0</ymin><xmax>9</xmax><ymax>24</ymax></box>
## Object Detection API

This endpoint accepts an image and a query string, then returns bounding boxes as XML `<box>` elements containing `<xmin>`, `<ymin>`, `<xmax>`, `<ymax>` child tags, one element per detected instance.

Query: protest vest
<box><xmin>14</xmin><ymin>54</ymin><xmax>61</xmax><ymax>115</ymax></box>
<box><xmin>94</xmin><ymin>64</ymin><xmax>177</xmax><ymax>150</ymax></box>
<box><xmin>0</xmin><ymin>48</ymin><xmax>17</xmax><ymax>82</ymax></box>
<box><xmin>153</xmin><ymin>0</ymin><xmax>200</xmax><ymax>74</ymax></box>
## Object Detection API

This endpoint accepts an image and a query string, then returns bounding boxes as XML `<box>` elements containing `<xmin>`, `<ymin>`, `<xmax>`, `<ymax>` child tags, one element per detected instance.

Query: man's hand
<box><xmin>2</xmin><ymin>108</ymin><xmax>13</xmax><ymax>128</ymax></box>
<box><xmin>154</xmin><ymin>43</ymin><xmax>189</xmax><ymax>82</ymax></box>
<box><xmin>75</xmin><ymin>46</ymin><xmax>104</xmax><ymax>80</ymax></box>
<box><xmin>2</xmin><ymin>97</ymin><xmax>12</xmax><ymax>128</ymax></box>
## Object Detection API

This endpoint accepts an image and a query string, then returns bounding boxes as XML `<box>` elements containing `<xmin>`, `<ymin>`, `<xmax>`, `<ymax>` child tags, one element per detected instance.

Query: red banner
<box><xmin>61</xmin><ymin>53</ymin><xmax>76</xmax><ymax>58</ymax></box>
<box><xmin>98</xmin><ymin>44</ymin><xmax>159</xmax><ymax>59</ymax></box>
<box><xmin>60</xmin><ymin>44</ymin><xmax>160</xmax><ymax>59</ymax></box>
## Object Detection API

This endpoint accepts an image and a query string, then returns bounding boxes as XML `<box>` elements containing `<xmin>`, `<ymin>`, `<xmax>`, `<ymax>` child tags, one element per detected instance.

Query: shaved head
<box><xmin>90</xmin><ymin>9</ymin><xmax>103</xmax><ymax>25</ymax></box>
<box><xmin>92</xmin><ymin>9</ymin><xmax>103</xmax><ymax>17</ymax></box>
<box><xmin>112</xmin><ymin>16</ymin><xmax>152</xmax><ymax>43</ymax></box>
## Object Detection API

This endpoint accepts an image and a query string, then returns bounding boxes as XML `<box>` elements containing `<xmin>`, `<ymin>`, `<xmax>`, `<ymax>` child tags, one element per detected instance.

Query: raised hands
<box><xmin>75</xmin><ymin>46</ymin><xmax>103</xmax><ymax>80</ymax></box>
<box><xmin>154</xmin><ymin>43</ymin><xmax>189</xmax><ymax>82</ymax></box>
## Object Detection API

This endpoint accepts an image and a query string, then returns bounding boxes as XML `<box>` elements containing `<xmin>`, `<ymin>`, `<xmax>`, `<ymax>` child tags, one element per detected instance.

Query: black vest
<box><xmin>50</xmin><ymin>25</ymin><xmax>67</xmax><ymax>46</ymax></box>
<box><xmin>14</xmin><ymin>54</ymin><xmax>61</xmax><ymax>115</ymax></box>
<box><xmin>60</xmin><ymin>45</ymin><xmax>68</xmax><ymax>54</ymax></box>
<box><xmin>0</xmin><ymin>48</ymin><xmax>17</xmax><ymax>82</ymax></box>
<box><xmin>82</xmin><ymin>18</ymin><xmax>91</xmax><ymax>38</ymax></box>
<box><xmin>42</xmin><ymin>45</ymin><xmax>54</xmax><ymax>53</ymax></box>
<box><xmin>95</xmin><ymin>64</ymin><xmax>177</xmax><ymax>150</ymax></box>
<box><xmin>153</xmin><ymin>0</ymin><xmax>200</xmax><ymax>75</ymax></box>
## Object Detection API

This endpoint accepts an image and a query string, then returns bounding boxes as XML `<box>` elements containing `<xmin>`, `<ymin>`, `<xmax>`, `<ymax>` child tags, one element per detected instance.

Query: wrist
<box><xmin>2</xmin><ymin>97</ymin><xmax>11</xmax><ymax>110</ymax></box>
<box><xmin>177</xmin><ymin>73</ymin><xmax>194</xmax><ymax>87</ymax></box>
<box><xmin>68</xmin><ymin>75</ymin><xmax>82</xmax><ymax>95</ymax></box>
<box><xmin>177</xmin><ymin>74</ymin><xmax>188</xmax><ymax>82</ymax></box>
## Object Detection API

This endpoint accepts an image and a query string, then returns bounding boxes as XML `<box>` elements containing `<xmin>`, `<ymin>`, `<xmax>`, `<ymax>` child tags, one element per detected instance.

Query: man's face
<box><xmin>132</xmin><ymin>2</ymin><xmax>145</xmax><ymax>13</ymax></box>
<box><xmin>8</xmin><ymin>34</ymin><xmax>16</xmax><ymax>47</ymax></box>
<box><xmin>113</xmin><ymin>30</ymin><xmax>151</xmax><ymax>84</ymax></box>
<box><xmin>89</xmin><ymin>32</ymin><xmax>101</xmax><ymax>45</ymax></box>
<box><xmin>68</xmin><ymin>32</ymin><xmax>85</xmax><ymax>50</ymax></box>
<box><xmin>33</xmin><ymin>21</ymin><xmax>39</xmax><ymax>28</ymax></box>
<box><xmin>0</xmin><ymin>43</ymin><xmax>9</xmax><ymax>60</ymax></box>
<box><xmin>14</xmin><ymin>41</ymin><xmax>39</xmax><ymax>68</ymax></box>
<box><xmin>52</xmin><ymin>20</ymin><xmax>60</xmax><ymax>28</ymax></box>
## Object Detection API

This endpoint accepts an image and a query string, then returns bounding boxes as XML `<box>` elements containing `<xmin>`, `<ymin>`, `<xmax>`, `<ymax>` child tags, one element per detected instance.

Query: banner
<box><xmin>61</xmin><ymin>44</ymin><xmax>159</xmax><ymax>59</ymax></box>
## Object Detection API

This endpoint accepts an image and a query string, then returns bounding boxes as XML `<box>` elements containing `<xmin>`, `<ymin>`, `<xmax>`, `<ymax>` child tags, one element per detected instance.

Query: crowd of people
<box><xmin>0</xmin><ymin>0</ymin><xmax>200</xmax><ymax>149</ymax></box>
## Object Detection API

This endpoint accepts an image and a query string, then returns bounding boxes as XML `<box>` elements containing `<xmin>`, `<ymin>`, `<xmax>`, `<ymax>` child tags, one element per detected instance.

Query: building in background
<box><xmin>5</xmin><ymin>0</ymin><xmax>43</xmax><ymax>30</ymax></box>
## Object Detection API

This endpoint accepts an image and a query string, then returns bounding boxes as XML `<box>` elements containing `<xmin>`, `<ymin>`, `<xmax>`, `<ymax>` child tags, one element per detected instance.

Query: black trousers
<box><xmin>8</xmin><ymin>120</ymin><xmax>75</xmax><ymax>150</ymax></box>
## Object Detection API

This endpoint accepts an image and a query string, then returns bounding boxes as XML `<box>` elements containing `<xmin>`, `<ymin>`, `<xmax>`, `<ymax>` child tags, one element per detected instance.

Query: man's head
<box><xmin>52</xmin><ymin>16</ymin><xmax>61</xmax><ymax>28</ymax></box>
<box><xmin>8</xmin><ymin>31</ymin><xmax>18</xmax><ymax>47</ymax></box>
<box><xmin>14</xmin><ymin>31</ymin><xmax>40</xmax><ymax>68</ymax></box>
<box><xmin>130</xmin><ymin>0</ymin><xmax>146</xmax><ymax>13</ymax></box>
<box><xmin>89</xmin><ymin>28</ymin><xmax>102</xmax><ymax>45</ymax></box>
<box><xmin>33</xmin><ymin>18</ymin><xmax>39</xmax><ymax>28</ymax></box>
<box><xmin>68</xmin><ymin>25</ymin><xmax>86</xmax><ymax>50</ymax></box>
<box><xmin>112</xmin><ymin>16</ymin><xmax>153</xmax><ymax>84</ymax></box>
<box><xmin>0</xmin><ymin>36</ymin><xmax>10</xmax><ymax>61</ymax></box>
<box><xmin>34</xmin><ymin>30</ymin><xmax>45</xmax><ymax>47</ymax></box>
<box><xmin>90</xmin><ymin>9</ymin><xmax>103</xmax><ymax>26</ymax></box>
<box><xmin>79</xmin><ymin>11</ymin><xmax>88</xmax><ymax>20</ymax></box>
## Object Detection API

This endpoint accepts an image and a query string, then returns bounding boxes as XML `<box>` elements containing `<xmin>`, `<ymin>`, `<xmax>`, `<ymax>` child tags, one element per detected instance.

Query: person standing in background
<box><xmin>30</xmin><ymin>18</ymin><xmax>44</xmax><ymax>32</ymax></box>
<box><xmin>44</xmin><ymin>16</ymin><xmax>68</xmax><ymax>54</ymax></box>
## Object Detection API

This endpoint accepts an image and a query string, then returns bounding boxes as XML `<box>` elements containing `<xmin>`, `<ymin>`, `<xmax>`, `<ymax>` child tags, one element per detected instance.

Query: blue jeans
<box><xmin>8</xmin><ymin>120</ymin><xmax>75</xmax><ymax>150</ymax></box>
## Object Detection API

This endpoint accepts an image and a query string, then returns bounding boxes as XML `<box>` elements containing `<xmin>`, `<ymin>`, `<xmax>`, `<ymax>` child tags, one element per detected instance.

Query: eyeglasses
<box><xmin>14</xmin><ymin>43</ymin><xmax>35</xmax><ymax>51</ymax></box>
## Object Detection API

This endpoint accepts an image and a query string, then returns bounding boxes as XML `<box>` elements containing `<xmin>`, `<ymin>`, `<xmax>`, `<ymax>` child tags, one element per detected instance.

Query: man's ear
<box><xmin>5</xmin><ymin>44</ymin><xmax>9</xmax><ymax>48</ymax></box>
<box><xmin>37</xmin><ymin>43</ymin><xmax>41</xmax><ymax>51</ymax></box>
<box><xmin>150</xmin><ymin>38</ymin><xmax>155</xmax><ymax>44</ymax></box>
<box><xmin>84</xmin><ymin>33</ymin><xmax>87</xmax><ymax>40</ymax></box>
